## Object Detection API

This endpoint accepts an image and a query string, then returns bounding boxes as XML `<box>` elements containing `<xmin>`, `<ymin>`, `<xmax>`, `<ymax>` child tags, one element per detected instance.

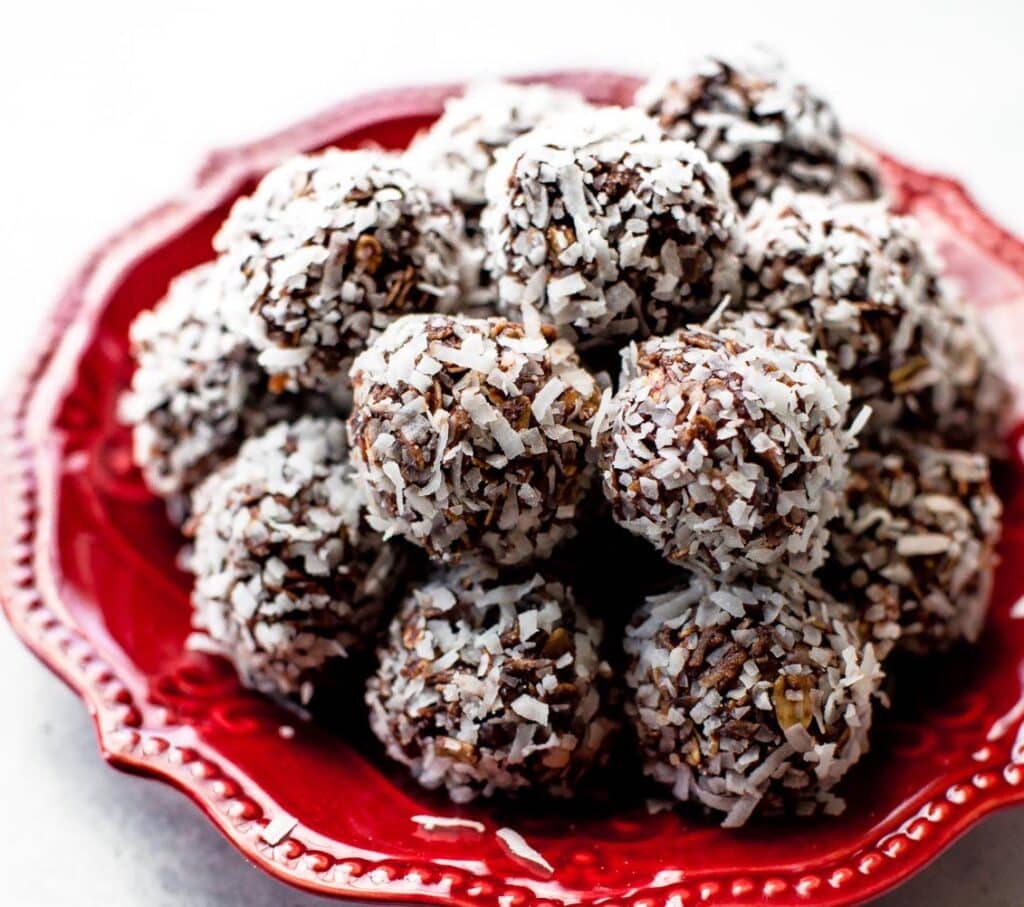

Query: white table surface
<box><xmin>2</xmin><ymin>2</ymin><xmax>1023</xmax><ymax>904</ymax></box>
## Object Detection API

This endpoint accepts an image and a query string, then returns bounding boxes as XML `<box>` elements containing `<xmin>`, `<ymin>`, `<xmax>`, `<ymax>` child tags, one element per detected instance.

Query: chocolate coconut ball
<box><xmin>121</xmin><ymin>263</ymin><xmax>334</xmax><ymax>520</ymax></box>
<box><xmin>405</xmin><ymin>81</ymin><xmax>590</xmax><ymax>309</ymax></box>
<box><xmin>215</xmin><ymin>150</ymin><xmax>464</xmax><ymax>391</ymax></box>
<box><xmin>826</xmin><ymin>439</ymin><xmax>1002</xmax><ymax>655</ymax></box>
<box><xmin>635</xmin><ymin>54</ymin><xmax>882</xmax><ymax>211</ymax></box>
<box><xmin>187</xmin><ymin>417</ymin><xmax>404</xmax><ymax>702</ymax></box>
<box><xmin>347</xmin><ymin>312</ymin><xmax>601</xmax><ymax>565</ymax></box>
<box><xmin>741</xmin><ymin>191</ymin><xmax>1010</xmax><ymax>450</ymax></box>
<box><xmin>596</xmin><ymin>321</ymin><xmax>852</xmax><ymax>576</ymax></box>
<box><xmin>366</xmin><ymin>562</ymin><xmax>616</xmax><ymax>802</ymax></box>
<box><xmin>484</xmin><ymin>114</ymin><xmax>742</xmax><ymax>344</ymax></box>
<box><xmin>625</xmin><ymin>572</ymin><xmax>882</xmax><ymax>827</ymax></box>
<box><xmin>926</xmin><ymin>291</ymin><xmax>1012</xmax><ymax>454</ymax></box>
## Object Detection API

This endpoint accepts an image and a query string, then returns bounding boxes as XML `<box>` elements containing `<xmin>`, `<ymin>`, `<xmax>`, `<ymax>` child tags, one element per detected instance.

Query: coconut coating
<box><xmin>825</xmin><ymin>439</ymin><xmax>1001</xmax><ymax>655</ymax></box>
<box><xmin>121</xmin><ymin>263</ymin><xmax>333</xmax><ymax>519</ymax></box>
<box><xmin>501</xmin><ymin>103</ymin><xmax>666</xmax><ymax>151</ymax></box>
<box><xmin>625</xmin><ymin>572</ymin><xmax>882</xmax><ymax>827</ymax></box>
<box><xmin>347</xmin><ymin>313</ymin><xmax>601</xmax><ymax>565</ymax></box>
<box><xmin>595</xmin><ymin>321</ymin><xmax>852</xmax><ymax>577</ymax></box>
<box><xmin>740</xmin><ymin>191</ymin><xmax>1010</xmax><ymax>451</ymax></box>
<box><xmin>214</xmin><ymin>150</ymin><xmax>464</xmax><ymax>391</ymax></box>
<box><xmin>407</xmin><ymin>81</ymin><xmax>590</xmax><ymax>227</ymax></box>
<box><xmin>366</xmin><ymin>563</ymin><xmax>616</xmax><ymax>802</ymax></box>
<box><xmin>186</xmin><ymin>417</ymin><xmax>404</xmax><ymax>702</ymax></box>
<box><xmin>485</xmin><ymin>121</ymin><xmax>742</xmax><ymax>345</ymax></box>
<box><xmin>635</xmin><ymin>54</ymin><xmax>882</xmax><ymax>211</ymax></box>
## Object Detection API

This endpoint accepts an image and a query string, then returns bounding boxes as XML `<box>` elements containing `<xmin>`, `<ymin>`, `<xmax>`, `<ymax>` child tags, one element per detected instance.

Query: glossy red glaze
<box><xmin>3</xmin><ymin>72</ymin><xmax>1024</xmax><ymax>907</ymax></box>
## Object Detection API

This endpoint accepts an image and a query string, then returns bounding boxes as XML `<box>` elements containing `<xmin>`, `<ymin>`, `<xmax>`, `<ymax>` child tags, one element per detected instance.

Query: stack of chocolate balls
<box><xmin>123</xmin><ymin>52</ymin><xmax>1009</xmax><ymax>826</ymax></box>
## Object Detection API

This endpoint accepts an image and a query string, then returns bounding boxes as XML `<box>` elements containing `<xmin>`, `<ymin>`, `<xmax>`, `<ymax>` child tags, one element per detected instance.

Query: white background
<box><xmin>1</xmin><ymin>2</ymin><xmax>1023</xmax><ymax>904</ymax></box>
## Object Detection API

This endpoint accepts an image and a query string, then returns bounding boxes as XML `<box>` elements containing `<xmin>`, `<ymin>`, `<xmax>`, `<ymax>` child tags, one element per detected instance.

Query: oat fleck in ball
<box><xmin>484</xmin><ymin>113</ymin><xmax>742</xmax><ymax>344</ymax></box>
<box><xmin>347</xmin><ymin>313</ymin><xmax>601</xmax><ymax>565</ymax></box>
<box><xmin>366</xmin><ymin>563</ymin><xmax>616</xmax><ymax>802</ymax></box>
<box><xmin>826</xmin><ymin>438</ymin><xmax>1002</xmax><ymax>655</ymax></box>
<box><xmin>741</xmin><ymin>191</ymin><xmax>1010</xmax><ymax>450</ymax></box>
<box><xmin>596</xmin><ymin>320</ymin><xmax>852</xmax><ymax>576</ymax></box>
<box><xmin>187</xmin><ymin>417</ymin><xmax>404</xmax><ymax>702</ymax></box>
<box><xmin>121</xmin><ymin>263</ymin><xmax>328</xmax><ymax>520</ymax></box>
<box><xmin>215</xmin><ymin>150</ymin><xmax>464</xmax><ymax>391</ymax></box>
<box><xmin>635</xmin><ymin>54</ymin><xmax>882</xmax><ymax>211</ymax></box>
<box><xmin>625</xmin><ymin>572</ymin><xmax>882</xmax><ymax>827</ymax></box>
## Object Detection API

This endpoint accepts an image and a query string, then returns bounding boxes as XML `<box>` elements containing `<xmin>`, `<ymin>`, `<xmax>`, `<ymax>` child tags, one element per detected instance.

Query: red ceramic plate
<box><xmin>4</xmin><ymin>72</ymin><xmax>1024</xmax><ymax>907</ymax></box>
